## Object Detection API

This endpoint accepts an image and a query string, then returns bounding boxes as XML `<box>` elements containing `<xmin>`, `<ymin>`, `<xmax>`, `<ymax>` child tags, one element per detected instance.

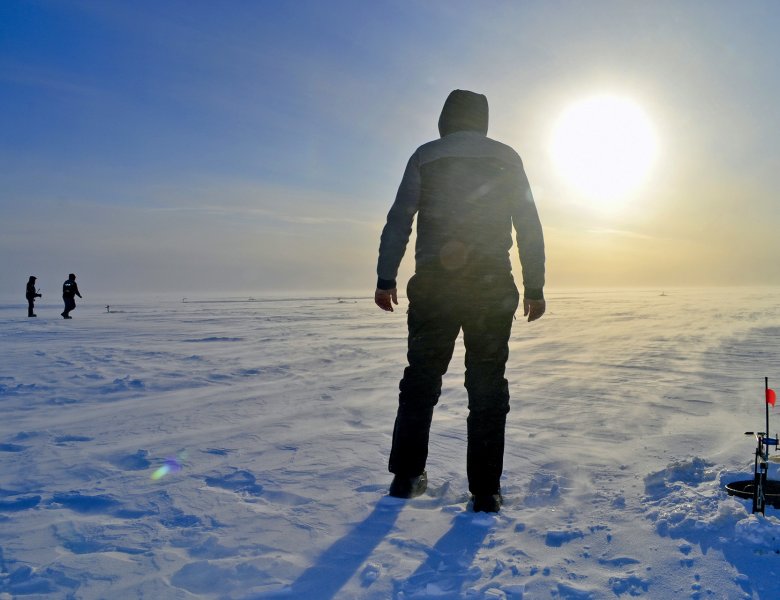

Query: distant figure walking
<box><xmin>61</xmin><ymin>273</ymin><xmax>82</xmax><ymax>319</ymax></box>
<box><xmin>26</xmin><ymin>276</ymin><xmax>42</xmax><ymax>317</ymax></box>
<box><xmin>375</xmin><ymin>90</ymin><xmax>546</xmax><ymax>513</ymax></box>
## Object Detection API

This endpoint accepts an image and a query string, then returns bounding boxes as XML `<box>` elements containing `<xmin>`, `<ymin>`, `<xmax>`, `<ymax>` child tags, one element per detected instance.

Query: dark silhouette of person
<box><xmin>375</xmin><ymin>90</ymin><xmax>546</xmax><ymax>512</ymax></box>
<box><xmin>61</xmin><ymin>273</ymin><xmax>82</xmax><ymax>319</ymax></box>
<box><xmin>26</xmin><ymin>276</ymin><xmax>42</xmax><ymax>317</ymax></box>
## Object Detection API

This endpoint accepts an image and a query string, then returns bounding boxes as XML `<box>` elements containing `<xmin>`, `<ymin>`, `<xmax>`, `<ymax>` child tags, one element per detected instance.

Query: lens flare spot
<box><xmin>151</xmin><ymin>457</ymin><xmax>183</xmax><ymax>480</ymax></box>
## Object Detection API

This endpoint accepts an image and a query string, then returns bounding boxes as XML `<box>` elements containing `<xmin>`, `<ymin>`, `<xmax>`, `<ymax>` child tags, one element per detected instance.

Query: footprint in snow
<box><xmin>53</xmin><ymin>521</ymin><xmax>149</xmax><ymax>556</ymax></box>
<box><xmin>203</xmin><ymin>469</ymin><xmax>312</xmax><ymax>506</ymax></box>
<box><xmin>47</xmin><ymin>491</ymin><xmax>157</xmax><ymax>519</ymax></box>
<box><xmin>106</xmin><ymin>449</ymin><xmax>151</xmax><ymax>470</ymax></box>
<box><xmin>204</xmin><ymin>469</ymin><xmax>264</xmax><ymax>496</ymax></box>
<box><xmin>524</xmin><ymin>469</ymin><xmax>573</xmax><ymax>507</ymax></box>
<box><xmin>545</xmin><ymin>529</ymin><xmax>585</xmax><ymax>547</ymax></box>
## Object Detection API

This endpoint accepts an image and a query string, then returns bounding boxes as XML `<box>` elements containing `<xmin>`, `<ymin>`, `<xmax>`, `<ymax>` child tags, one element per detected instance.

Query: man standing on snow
<box><xmin>61</xmin><ymin>273</ymin><xmax>82</xmax><ymax>319</ymax></box>
<box><xmin>26</xmin><ymin>275</ymin><xmax>42</xmax><ymax>317</ymax></box>
<box><xmin>375</xmin><ymin>90</ymin><xmax>546</xmax><ymax>513</ymax></box>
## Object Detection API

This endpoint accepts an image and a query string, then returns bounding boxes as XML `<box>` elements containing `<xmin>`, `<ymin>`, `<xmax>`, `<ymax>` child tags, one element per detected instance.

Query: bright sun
<box><xmin>550</xmin><ymin>95</ymin><xmax>659</xmax><ymax>207</ymax></box>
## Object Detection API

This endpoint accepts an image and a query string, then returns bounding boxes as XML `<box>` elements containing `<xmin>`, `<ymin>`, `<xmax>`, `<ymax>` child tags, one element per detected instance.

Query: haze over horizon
<box><xmin>3</xmin><ymin>1</ymin><xmax>780</xmax><ymax>297</ymax></box>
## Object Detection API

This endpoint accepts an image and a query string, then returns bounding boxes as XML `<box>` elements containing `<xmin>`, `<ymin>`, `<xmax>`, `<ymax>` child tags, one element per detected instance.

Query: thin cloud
<box><xmin>144</xmin><ymin>205</ymin><xmax>374</xmax><ymax>227</ymax></box>
<box><xmin>584</xmin><ymin>227</ymin><xmax>659</xmax><ymax>241</ymax></box>
<box><xmin>0</xmin><ymin>61</ymin><xmax>105</xmax><ymax>98</ymax></box>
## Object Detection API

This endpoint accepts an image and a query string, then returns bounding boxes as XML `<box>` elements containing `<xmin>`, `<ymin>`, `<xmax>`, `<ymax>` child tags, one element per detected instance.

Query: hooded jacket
<box><xmin>377</xmin><ymin>90</ymin><xmax>545</xmax><ymax>299</ymax></box>
<box><xmin>26</xmin><ymin>278</ymin><xmax>38</xmax><ymax>300</ymax></box>
<box><xmin>63</xmin><ymin>277</ymin><xmax>81</xmax><ymax>299</ymax></box>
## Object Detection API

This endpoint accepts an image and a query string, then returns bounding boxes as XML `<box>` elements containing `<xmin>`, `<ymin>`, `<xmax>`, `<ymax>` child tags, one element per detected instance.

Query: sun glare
<box><xmin>550</xmin><ymin>95</ymin><xmax>659</xmax><ymax>208</ymax></box>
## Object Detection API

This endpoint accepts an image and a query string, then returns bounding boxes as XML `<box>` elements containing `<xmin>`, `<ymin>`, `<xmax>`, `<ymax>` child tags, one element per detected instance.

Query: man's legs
<box><xmin>62</xmin><ymin>297</ymin><xmax>75</xmax><ymax>318</ymax></box>
<box><xmin>27</xmin><ymin>297</ymin><xmax>35</xmax><ymax>317</ymax></box>
<box><xmin>389</xmin><ymin>275</ymin><xmax>460</xmax><ymax>478</ymax></box>
<box><xmin>462</xmin><ymin>278</ymin><xmax>519</xmax><ymax>497</ymax></box>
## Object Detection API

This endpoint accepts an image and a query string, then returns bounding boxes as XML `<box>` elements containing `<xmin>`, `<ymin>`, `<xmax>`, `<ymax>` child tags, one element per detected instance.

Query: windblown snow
<box><xmin>2</xmin><ymin>288</ymin><xmax>780</xmax><ymax>599</ymax></box>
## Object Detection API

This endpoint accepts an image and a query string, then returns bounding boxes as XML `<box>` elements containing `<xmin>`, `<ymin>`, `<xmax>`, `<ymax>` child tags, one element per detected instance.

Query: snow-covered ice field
<box><xmin>2</xmin><ymin>287</ymin><xmax>780</xmax><ymax>599</ymax></box>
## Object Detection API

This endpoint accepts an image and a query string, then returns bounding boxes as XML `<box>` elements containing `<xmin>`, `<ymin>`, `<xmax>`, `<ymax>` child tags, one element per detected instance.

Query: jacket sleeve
<box><xmin>511</xmin><ymin>161</ymin><xmax>545</xmax><ymax>300</ymax></box>
<box><xmin>74</xmin><ymin>283</ymin><xmax>82</xmax><ymax>298</ymax></box>
<box><xmin>376</xmin><ymin>152</ymin><xmax>421</xmax><ymax>290</ymax></box>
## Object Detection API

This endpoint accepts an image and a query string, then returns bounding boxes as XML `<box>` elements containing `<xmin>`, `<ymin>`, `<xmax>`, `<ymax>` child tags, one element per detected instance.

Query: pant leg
<box><xmin>461</xmin><ymin>276</ymin><xmax>519</xmax><ymax>495</ymax></box>
<box><xmin>27</xmin><ymin>297</ymin><xmax>34</xmax><ymax>316</ymax></box>
<box><xmin>389</xmin><ymin>275</ymin><xmax>461</xmax><ymax>476</ymax></box>
<box><xmin>63</xmin><ymin>296</ymin><xmax>75</xmax><ymax>316</ymax></box>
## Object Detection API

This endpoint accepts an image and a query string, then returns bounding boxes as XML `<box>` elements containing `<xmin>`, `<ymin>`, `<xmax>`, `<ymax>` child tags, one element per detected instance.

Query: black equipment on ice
<box><xmin>725</xmin><ymin>378</ymin><xmax>780</xmax><ymax>514</ymax></box>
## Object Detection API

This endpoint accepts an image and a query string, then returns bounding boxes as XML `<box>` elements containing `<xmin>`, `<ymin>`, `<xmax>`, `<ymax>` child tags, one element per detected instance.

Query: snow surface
<box><xmin>2</xmin><ymin>288</ymin><xmax>780</xmax><ymax>599</ymax></box>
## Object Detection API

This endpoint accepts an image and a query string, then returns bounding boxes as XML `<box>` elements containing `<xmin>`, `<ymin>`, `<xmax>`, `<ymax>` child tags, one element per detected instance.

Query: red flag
<box><xmin>767</xmin><ymin>388</ymin><xmax>776</xmax><ymax>407</ymax></box>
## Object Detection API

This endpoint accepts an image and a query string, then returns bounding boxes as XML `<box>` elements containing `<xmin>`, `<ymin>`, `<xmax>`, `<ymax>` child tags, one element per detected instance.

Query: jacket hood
<box><xmin>438</xmin><ymin>89</ymin><xmax>489</xmax><ymax>137</ymax></box>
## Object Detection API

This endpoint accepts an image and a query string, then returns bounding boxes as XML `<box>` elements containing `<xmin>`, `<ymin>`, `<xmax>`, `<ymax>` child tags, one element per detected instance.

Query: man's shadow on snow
<box><xmin>275</xmin><ymin>496</ymin><xmax>490</xmax><ymax>599</ymax></box>
<box><xmin>393</xmin><ymin>511</ymin><xmax>492</xmax><ymax>597</ymax></box>
<box><xmin>278</xmin><ymin>495</ymin><xmax>404</xmax><ymax>599</ymax></box>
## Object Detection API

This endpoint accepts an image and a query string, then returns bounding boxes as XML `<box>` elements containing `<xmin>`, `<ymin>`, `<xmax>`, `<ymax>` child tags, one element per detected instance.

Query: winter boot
<box><xmin>389</xmin><ymin>471</ymin><xmax>428</xmax><ymax>499</ymax></box>
<box><xmin>471</xmin><ymin>492</ymin><xmax>502</xmax><ymax>513</ymax></box>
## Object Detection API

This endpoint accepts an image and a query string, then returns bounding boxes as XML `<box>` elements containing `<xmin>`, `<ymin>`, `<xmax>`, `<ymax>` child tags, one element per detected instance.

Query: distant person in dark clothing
<box><xmin>26</xmin><ymin>276</ymin><xmax>42</xmax><ymax>317</ymax></box>
<box><xmin>375</xmin><ymin>90</ymin><xmax>546</xmax><ymax>513</ymax></box>
<box><xmin>61</xmin><ymin>273</ymin><xmax>82</xmax><ymax>319</ymax></box>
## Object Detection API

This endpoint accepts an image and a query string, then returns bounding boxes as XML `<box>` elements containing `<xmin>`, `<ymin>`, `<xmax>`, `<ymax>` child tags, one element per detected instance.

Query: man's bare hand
<box><xmin>375</xmin><ymin>288</ymin><xmax>398</xmax><ymax>312</ymax></box>
<box><xmin>523</xmin><ymin>298</ymin><xmax>546</xmax><ymax>322</ymax></box>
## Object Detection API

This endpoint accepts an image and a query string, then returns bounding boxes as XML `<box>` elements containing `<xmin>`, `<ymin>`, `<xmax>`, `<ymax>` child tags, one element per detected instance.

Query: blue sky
<box><xmin>2</xmin><ymin>1</ymin><xmax>780</xmax><ymax>297</ymax></box>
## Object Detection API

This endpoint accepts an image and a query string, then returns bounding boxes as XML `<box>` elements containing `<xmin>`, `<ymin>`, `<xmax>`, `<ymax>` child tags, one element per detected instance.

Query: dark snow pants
<box><xmin>27</xmin><ymin>296</ymin><xmax>35</xmax><ymax>317</ymax></box>
<box><xmin>388</xmin><ymin>272</ymin><xmax>520</xmax><ymax>496</ymax></box>
<box><xmin>62</xmin><ymin>296</ymin><xmax>76</xmax><ymax>317</ymax></box>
